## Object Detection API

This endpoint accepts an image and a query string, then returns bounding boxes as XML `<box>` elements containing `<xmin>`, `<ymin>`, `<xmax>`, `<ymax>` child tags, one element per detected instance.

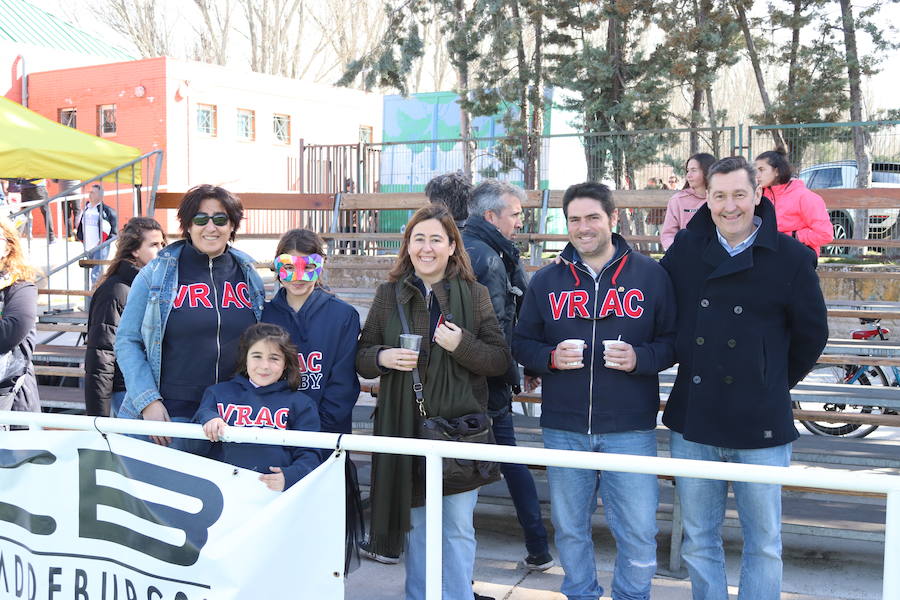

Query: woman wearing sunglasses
<box><xmin>115</xmin><ymin>185</ymin><xmax>266</xmax><ymax>448</ymax></box>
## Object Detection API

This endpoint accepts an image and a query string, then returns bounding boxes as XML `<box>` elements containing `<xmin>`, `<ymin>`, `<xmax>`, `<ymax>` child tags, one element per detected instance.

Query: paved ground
<box><xmin>345</xmin><ymin>502</ymin><xmax>884</xmax><ymax>599</ymax></box>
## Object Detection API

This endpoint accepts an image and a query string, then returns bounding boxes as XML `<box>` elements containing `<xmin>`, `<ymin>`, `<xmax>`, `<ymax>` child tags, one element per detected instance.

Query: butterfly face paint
<box><xmin>275</xmin><ymin>253</ymin><xmax>324</xmax><ymax>283</ymax></box>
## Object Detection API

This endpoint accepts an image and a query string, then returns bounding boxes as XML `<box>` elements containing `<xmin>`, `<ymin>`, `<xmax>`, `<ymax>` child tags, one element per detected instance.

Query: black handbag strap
<box><xmin>395</xmin><ymin>283</ymin><xmax>427</xmax><ymax>417</ymax></box>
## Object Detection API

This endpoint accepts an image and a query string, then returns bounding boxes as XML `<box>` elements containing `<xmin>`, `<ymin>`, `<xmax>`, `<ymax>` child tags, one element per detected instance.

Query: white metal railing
<box><xmin>2</xmin><ymin>411</ymin><xmax>899</xmax><ymax>599</ymax></box>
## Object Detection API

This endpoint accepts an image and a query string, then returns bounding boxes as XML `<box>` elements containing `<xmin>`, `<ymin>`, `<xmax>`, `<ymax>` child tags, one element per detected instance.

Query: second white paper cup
<box><xmin>603</xmin><ymin>339</ymin><xmax>624</xmax><ymax>367</ymax></box>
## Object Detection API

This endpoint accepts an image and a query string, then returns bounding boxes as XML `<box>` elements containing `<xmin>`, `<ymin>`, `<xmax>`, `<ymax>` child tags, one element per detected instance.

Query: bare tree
<box><xmin>90</xmin><ymin>0</ymin><xmax>172</xmax><ymax>58</ymax></box>
<box><xmin>192</xmin><ymin>0</ymin><xmax>235</xmax><ymax>65</ymax></box>
<box><xmin>242</xmin><ymin>0</ymin><xmax>305</xmax><ymax>77</ymax></box>
<box><xmin>839</xmin><ymin>0</ymin><xmax>870</xmax><ymax>188</ymax></box>
<box><xmin>731</xmin><ymin>0</ymin><xmax>786</xmax><ymax>150</ymax></box>
<box><xmin>307</xmin><ymin>0</ymin><xmax>389</xmax><ymax>83</ymax></box>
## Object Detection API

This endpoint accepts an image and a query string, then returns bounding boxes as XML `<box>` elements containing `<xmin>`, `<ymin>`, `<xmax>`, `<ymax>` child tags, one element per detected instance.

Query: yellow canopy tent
<box><xmin>0</xmin><ymin>96</ymin><xmax>142</xmax><ymax>183</ymax></box>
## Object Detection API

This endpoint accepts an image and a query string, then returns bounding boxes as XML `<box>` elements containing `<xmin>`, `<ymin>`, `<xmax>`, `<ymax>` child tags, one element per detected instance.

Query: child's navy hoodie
<box><xmin>512</xmin><ymin>235</ymin><xmax>677</xmax><ymax>435</ymax></box>
<box><xmin>194</xmin><ymin>375</ymin><xmax>321</xmax><ymax>489</ymax></box>
<box><xmin>262</xmin><ymin>287</ymin><xmax>360</xmax><ymax>434</ymax></box>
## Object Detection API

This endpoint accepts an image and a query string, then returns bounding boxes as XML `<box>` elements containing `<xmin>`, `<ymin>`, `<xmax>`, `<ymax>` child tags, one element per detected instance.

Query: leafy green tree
<box><xmin>546</xmin><ymin>1</ymin><xmax>673</xmax><ymax>189</ymax></box>
<box><xmin>655</xmin><ymin>0</ymin><xmax>740</xmax><ymax>156</ymax></box>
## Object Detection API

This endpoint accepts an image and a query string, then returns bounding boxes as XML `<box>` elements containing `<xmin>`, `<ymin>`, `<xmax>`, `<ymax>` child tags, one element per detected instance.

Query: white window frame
<box><xmin>197</xmin><ymin>104</ymin><xmax>217</xmax><ymax>136</ymax></box>
<box><xmin>236</xmin><ymin>108</ymin><xmax>256</xmax><ymax>141</ymax></box>
<box><xmin>98</xmin><ymin>104</ymin><xmax>116</xmax><ymax>136</ymax></box>
<box><xmin>273</xmin><ymin>114</ymin><xmax>291</xmax><ymax>145</ymax></box>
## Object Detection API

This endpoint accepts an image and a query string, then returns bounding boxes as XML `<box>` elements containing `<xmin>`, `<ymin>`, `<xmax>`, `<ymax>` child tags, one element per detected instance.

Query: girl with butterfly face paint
<box><xmin>262</xmin><ymin>229</ymin><xmax>361</xmax><ymax>434</ymax></box>
<box><xmin>275</xmin><ymin>251</ymin><xmax>325</xmax><ymax>310</ymax></box>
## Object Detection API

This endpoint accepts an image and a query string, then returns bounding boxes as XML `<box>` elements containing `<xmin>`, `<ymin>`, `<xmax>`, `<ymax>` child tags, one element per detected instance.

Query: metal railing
<box><xmin>2</xmin><ymin>411</ymin><xmax>899</xmax><ymax>600</ymax></box>
<box><xmin>5</xmin><ymin>150</ymin><xmax>163</xmax><ymax>311</ymax></box>
<box><xmin>749</xmin><ymin>120</ymin><xmax>900</xmax><ymax>171</ymax></box>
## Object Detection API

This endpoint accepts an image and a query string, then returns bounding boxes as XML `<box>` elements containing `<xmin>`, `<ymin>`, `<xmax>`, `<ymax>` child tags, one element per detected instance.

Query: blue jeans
<box><xmin>110</xmin><ymin>390</ymin><xmax>125</xmax><ymax>417</ymax></box>
<box><xmin>670</xmin><ymin>432</ymin><xmax>790</xmax><ymax>600</ymax></box>
<box><xmin>88</xmin><ymin>243</ymin><xmax>110</xmax><ymax>288</ymax></box>
<box><xmin>543</xmin><ymin>427</ymin><xmax>659</xmax><ymax>600</ymax></box>
<box><xmin>405</xmin><ymin>489</ymin><xmax>478</xmax><ymax>600</ymax></box>
<box><xmin>491</xmin><ymin>410</ymin><xmax>550</xmax><ymax>556</ymax></box>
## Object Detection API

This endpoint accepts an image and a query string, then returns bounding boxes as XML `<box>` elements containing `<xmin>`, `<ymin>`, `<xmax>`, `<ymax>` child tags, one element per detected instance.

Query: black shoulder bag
<box><xmin>395</xmin><ymin>285</ymin><xmax>500</xmax><ymax>493</ymax></box>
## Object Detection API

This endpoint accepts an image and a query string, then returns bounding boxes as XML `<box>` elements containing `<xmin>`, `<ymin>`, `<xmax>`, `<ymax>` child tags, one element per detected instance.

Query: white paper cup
<box><xmin>562</xmin><ymin>338</ymin><xmax>585</xmax><ymax>367</ymax></box>
<box><xmin>603</xmin><ymin>339</ymin><xmax>625</xmax><ymax>367</ymax></box>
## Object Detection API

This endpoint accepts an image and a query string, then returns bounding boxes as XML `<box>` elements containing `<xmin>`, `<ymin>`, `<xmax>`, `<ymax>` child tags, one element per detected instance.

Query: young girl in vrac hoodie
<box><xmin>194</xmin><ymin>322</ymin><xmax>321</xmax><ymax>491</ymax></box>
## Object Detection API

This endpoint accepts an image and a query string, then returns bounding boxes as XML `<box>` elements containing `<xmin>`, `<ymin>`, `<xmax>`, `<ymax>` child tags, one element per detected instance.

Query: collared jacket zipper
<box><xmin>566</xmin><ymin>249</ymin><xmax>630</xmax><ymax>435</ymax></box>
<box><xmin>209</xmin><ymin>257</ymin><xmax>222</xmax><ymax>383</ymax></box>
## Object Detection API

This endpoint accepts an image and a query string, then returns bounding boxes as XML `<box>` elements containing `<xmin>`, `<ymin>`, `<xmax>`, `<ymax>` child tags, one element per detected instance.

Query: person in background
<box><xmin>512</xmin><ymin>182</ymin><xmax>676</xmax><ymax>600</ymax></box>
<box><xmin>425</xmin><ymin>171</ymin><xmax>473</xmax><ymax>230</ymax></box>
<box><xmin>115</xmin><ymin>185</ymin><xmax>265</xmax><ymax>448</ymax></box>
<box><xmin>463</xmin><ymin>179</ymin><xmax>553</xmax><ymax>572</ymax></box>
<box><xmin>0</xmin><ymin>217</ymin><xmax>39</xmax><ymax>416</ymax></box>
<box><xmin>53</xmin><ymin>179</ymin><xmax>81</xmax><ymax>241</ymax></box>
<box><xmin>76</xmin><ymin>184</ymin><xmax>118</xmax><ymax>287</ymax></box>
<box><xmin>15</xmin><ymin>179</ymin><xmax>55</xmax><ymax>244</ymax></box>
<box><xmin>667</xmin><ymin>174</ymin><xmax>680</xmax><ymax>190</ymax></box>
<box><xmin>357</xmin><ymin>204</ymin><xmax>509</xmax><ymax>600</ymax></box>
<box><xmin>196</xmin><ymin>322</ymin><xmax>322</xmax><ymax>491</ymax></box>
<box><xmin>755</xmin><ymin>149</ymin><xmax>833</xmax><ymax>256</ymax></box>
<box><xmin>661</xmin><ymin>156</ymin><xmax>828</xmax><ymax>599</ymax></box>
<box><xmin>84</xmin><ymin>217</ymin><xmax>166</xmax><ymax>417</ymax></box>
<box><xmin>660</xmin><ymin>153</ymin><xmax>717</xmax><ymax>250</ymax></box>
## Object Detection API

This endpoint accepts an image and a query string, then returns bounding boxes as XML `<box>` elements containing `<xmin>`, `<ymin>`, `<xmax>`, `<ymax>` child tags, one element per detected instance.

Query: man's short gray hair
<box><xmin>469</xmin><ymin>179</ymin><xmax>526</xmax><ymax>218</ymax></box>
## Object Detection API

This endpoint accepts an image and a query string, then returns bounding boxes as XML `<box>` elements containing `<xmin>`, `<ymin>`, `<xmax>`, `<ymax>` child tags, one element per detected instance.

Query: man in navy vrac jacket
<box><xmin>660</xmin><ymin>157</ymin><xmax>828</xmax><ymax>600</ymax></box>
<box><xmin>512</xmin><ymin>182</ymin><xmax>676</xmax><ymax>600</ymax></box>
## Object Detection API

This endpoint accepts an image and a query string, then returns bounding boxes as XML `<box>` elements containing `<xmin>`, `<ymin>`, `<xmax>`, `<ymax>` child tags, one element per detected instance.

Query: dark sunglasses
<box><xmin>192</xmin><ymin>212</ymin><xmax>229</xmax><ymax>227</ymax></box>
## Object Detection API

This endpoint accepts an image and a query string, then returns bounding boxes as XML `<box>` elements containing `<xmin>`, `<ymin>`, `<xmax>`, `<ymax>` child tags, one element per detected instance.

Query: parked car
<box><xmin>798</xmin><ymin>161</ymin><xmax>900</xmax><ymax>255</ymax></box>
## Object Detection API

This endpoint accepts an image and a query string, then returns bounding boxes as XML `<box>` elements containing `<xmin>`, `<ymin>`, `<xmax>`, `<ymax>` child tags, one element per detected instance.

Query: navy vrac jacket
<box><xmin>512</xmin><ymin>235</ymin><xmax>677</xmax><ymax>435</ymax></box>
<box><xmin>194</xmin><ymin>375</ymin><xmax>322</xmax><ymax>489</ymax></box>
<box><xmin>262</xmin><ymin>287</ymin><xmax>361</xmax><ymax>434</ymax></box>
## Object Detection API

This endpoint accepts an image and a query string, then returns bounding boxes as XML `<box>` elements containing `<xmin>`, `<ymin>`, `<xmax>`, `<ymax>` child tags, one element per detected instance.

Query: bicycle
<box><xmin>794</xmin><ymin>318</ymin><xmax>899</xmax><ymax>438</ymax></box>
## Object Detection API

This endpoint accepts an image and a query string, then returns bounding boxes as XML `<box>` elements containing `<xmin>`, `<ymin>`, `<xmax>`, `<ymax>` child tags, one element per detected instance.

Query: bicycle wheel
<box><xmin>794</xmin><ymin>363</ymin><xmax>890</xmax><ymax>438</ymax></box>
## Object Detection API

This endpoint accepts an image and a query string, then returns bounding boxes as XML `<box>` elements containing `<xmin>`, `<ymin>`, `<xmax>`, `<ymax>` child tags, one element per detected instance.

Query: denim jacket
<box><xmin>114</xmin><ymin>241</ymin><xmax>266</xmax><ymax>419</ymax></box>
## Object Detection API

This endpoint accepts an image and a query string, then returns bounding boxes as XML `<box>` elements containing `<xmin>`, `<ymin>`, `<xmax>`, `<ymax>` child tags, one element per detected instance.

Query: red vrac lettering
<box><xmin>173</xmin><ymin>282</ymin><xmax>252</xmax><ymax>309</ymax></box>
<box><xmin>217</xmin><ymin>403</ymin><xmax>290</xmax><ymax>430</ymax></box>
<box><xmin>548</xmin><ymin>291</ymin><xmax>590</xmax><ymax>320</ymax></box>
<box><xmin>598</xmin><ymin>288</ymin><xmax>645</xmax><ymax>319</ymax></box>
<box><xmin>298</xmin><ymin>351</ymin><xmax>323</xmax><ymax>373</ymax></box>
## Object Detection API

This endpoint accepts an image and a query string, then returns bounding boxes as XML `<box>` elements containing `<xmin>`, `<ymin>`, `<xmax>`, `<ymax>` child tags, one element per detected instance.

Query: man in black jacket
<box><xmin>660</xmin><ymin>157</ymin><xmax>828</xmax><ymax>600</ymax></box>
<box><xmin>426</xmin><ymin>170</ymin><xmax>471</xmax><ymax>230</ymax></box>
<box><xmin>463</xmin><ymin>180</ymin><xmax>553</xmax><ymax>572</ymax></box>
<box><xmin>513</xmin><ymin>183</ymin><xmax>676</xmax><ymax>600</ymax></box>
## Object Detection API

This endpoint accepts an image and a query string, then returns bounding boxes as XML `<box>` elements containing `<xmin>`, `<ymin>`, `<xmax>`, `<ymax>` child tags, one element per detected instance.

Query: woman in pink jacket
<box><xmin>660</xmin><ymin>153</ymin><xmax>716</xmax><ymax>250</ymax></box>
<box><xmin>755</xmin><ymin>149</ymin><xmax>833</xmax><ymax>255</ymax></box>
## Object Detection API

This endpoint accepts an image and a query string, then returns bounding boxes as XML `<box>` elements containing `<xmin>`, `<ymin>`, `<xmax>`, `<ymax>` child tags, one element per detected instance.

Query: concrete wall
<box><xmin>164</xmin><ymin>59</ymin><xmax>383</xmax><ymax>194</ymax></box>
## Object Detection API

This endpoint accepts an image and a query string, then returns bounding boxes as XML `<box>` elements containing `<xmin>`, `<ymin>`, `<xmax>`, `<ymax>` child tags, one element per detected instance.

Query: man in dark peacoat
<box><xmin>660</xmin><ymin>156</ymin><xmax>828</xmax><ymax>600</ymax></box>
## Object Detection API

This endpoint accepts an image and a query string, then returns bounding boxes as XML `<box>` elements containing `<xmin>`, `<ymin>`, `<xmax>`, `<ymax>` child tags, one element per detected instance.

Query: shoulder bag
<box><xmin>395</xmin><ymin>285</ymin><xmax>500</xmax><ymax>493</ymax></box>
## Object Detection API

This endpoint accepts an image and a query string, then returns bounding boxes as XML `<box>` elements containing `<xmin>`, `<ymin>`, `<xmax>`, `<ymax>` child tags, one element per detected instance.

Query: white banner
<box><xmin>0</xmin><ymin>431</ymin><xmax>346</xmax><ymax>600</ymax></box>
